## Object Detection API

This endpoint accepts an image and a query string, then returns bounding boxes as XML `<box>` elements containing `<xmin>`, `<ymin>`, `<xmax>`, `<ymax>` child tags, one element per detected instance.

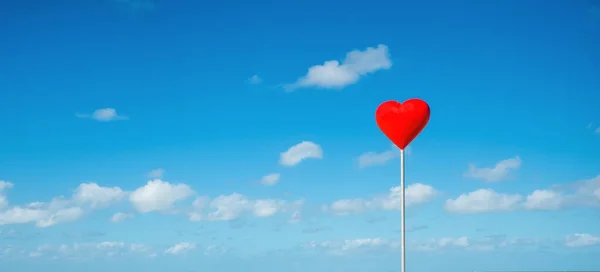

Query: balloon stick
<box><xmin>400</xmin><ymin>148</ymin><xmax>406</xmax><ymax>272</ymax></box>
<box><xmin>375</xmin><ymin>98</ymin><xmax>431</xmax><ymax>272</ymax></box>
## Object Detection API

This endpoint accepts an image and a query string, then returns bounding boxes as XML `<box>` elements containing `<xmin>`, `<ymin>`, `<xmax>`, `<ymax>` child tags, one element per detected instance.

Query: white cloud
<box><xmin>205</xmin><ymin>193</ymin><xmax>249</xmax><ymax>221</ymax></box>
<box><xmin>260</xmin><ymin>173</ymin><xmax>280</xmax><ymax>186</ymax></box>
<box><xmin>357</xmin><ymin>146</ymin><xmax>411</xmax><ymax>169</ymax></box>
<box><xmin>413</xmin><ymin>236</ymin><xmax>542</xmax><ymax>252</ymax></box>
<box><xmin>164</xmin><ymin>242</ymin><xmax>196</xmax><ymax>255</ymax></box>
<box><xmin>445</xmin><ymin>174</ymin><xmax>600</xmax><ymax>214</ymax></box>
<box><xmin>0</xmin><ymin>180</ymin><xmax>14</xmax><ymax>209</ymax></box>
<box><xmin>96</xmin><ymin>241</ymin><xmax>126</xmax><ymax>249</ymax></box>
<box><xmin>565</xmin><ymin>233</ymin><xmax>600</xmax><ymax>247</ymax></box>
<box><xmin>524</xmin><ymin>174</ymin><xmax>600</xmax><ymax>210</ymax></box>
<box><xmin>0</xmin><ymin>183</ymin><xmax>125</xmax><ymax>227</ymax></box>
<box><xmin>35</xmin><ymin>207</ymin><xmax>84</xmax><ymax>228</ymax></box>
<box><xmin>328</xmin><ymin>199</ymin><xmax>367</xmax><ymax>215</ymax></box>
<box><xmin>147</xmin><ymin>168</ymin><xmax>165</xmax><ymax>179</ymax></box>
<box><xmin>76</xmin><ymin>108</ymin><xmax>128</xmax><ymax>122</ymax></box>
<box><xmin>253</xmin><ymin>199</ymin><xmax>286</xmax><ymax>217</ymax></box>
<box><xmin>208</xmin><ymin>194</ymin><xmax>285</xmax><ymax>220</ymax></box>
<box><xmin>301</xmin><ymin>236</ymin><xmax>532</xmax><ymax>256</ymax></box>
<box><xmin>19</xmin><ymin>242</ymin><xmax>155</xmax><ymax>260</ymax></box>
<box><xmin>0</xmin><ymin>206</ymin><xmax>49</xmax><ymax>226</ymax></box>
<box><xmin>464</xmin><ymin>156</ymin><xmax>521</xmax><ymax>182</ymax></box>
<box><xmin>595</xmin><ymin>127</ymin><xmax>600</xmax><ymax>134</ymax></box>
<box><xmin>73</xmin><ymin>183</ymin><xmax>126</xmax><ymax>209</ymax></box>
<box><xmin>414</xmin><ymin>237</ymin><xmax>471</xmax><ymax>251</ymax></box>
<box><xmin>358</xmin><ymin>150</ymin><xmax>396</xmax><ymax>169</ymax></box>
<box><xmin>0</xmin><ymin>180</ymin><xmax>13</xmax><ymax>191</ymax></box>
<box><xmin>286</xmin><ymin>44</ymin><xmax>391</xmax><ymax>90</ymax></box>
<box><xmin>302</xmin><ymin>238</ymin><xmax>390</xmax><ymax>255</ymax></box>
<box><xmin>129</xmin><ymin>179</ymin><xmax>194</xmax><ymax>213</ymax></box>
<box><xmin>110</xmin><ymin>212</ymin><xmax>133</xmax><ymax>223</ymax></box>
<box><xmin>325</xmin><ymin>183</ymin><xmax>437</xmax><ymax>215</ymax></box>
<box><xmin>279</xmin><ymin>141</ymin><xmax>323</xmax><ymax>166</ymax></box>
<box><xmin>188</xmin><ymin>194</ymin><xmax>302</xmax><ymax>222</ymax></box>
<box><xmin>188</xmin><ymin>212</ymin><xmax>202</xmax><ymax>222</ymax></box>
<box><xmin>248</xmin><ymin>74</ymin><xmax>262</xmax><ymax>84</ymax></box>
<box><xmin>192</xmin><ymin>196</ymin><xmax>210</xmax><ymax>210</ymax></box>
<box><xmin>444</xmin><ymin>189</ymin><xmax>522</xmax><ymax>214</ymax></box>
<box><xmin>523</xmin><ymin>190</ymin><xmax>564</xmax><ymax>210</ymax></box>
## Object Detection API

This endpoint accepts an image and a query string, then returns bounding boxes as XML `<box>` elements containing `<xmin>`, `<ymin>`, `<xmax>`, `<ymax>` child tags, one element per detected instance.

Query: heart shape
<box><xmin>375</xmin><ymin>99</ymin><xmax>430</xmax><ymax>150</ymax></box>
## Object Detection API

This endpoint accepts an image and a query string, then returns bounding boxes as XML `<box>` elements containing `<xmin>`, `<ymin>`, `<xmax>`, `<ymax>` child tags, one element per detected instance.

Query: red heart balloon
<box><xmin>375</xmin><ymin>99</ymin><xmax>430</xmax><ymax>150</ymax></box>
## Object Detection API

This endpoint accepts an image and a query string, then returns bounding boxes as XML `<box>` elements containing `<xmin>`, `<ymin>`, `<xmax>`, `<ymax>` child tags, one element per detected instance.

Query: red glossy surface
<box><xmin>375</xmin><ymin>99</ymin><xmax>430</xmax><ymax>150</ymax></box>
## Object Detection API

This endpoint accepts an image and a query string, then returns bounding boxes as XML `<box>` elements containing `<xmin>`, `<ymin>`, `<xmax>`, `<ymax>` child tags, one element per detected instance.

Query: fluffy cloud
<box><xmin>446</xmin><ymin>175</ymin><xmax>600</xmax><ymax>213</ymax></box>
<box><xmin>260</xmin><ymin>173</ymin><xmax>281</xmax><ymax>186</ymax></box>
<box><xmin>279</xmin><ymin>141</ymin><xmax>323</xmax><ymax>166</ymax></box>
<box><xmin>35</xmin><ymin>206</ymin><xmax>84</xmax><ymax>228</ymax></box>
<box><xmin>523</xmin><ymin>190</ymin><xmax>564</xmax><ymax>210</ymax></box>
<box><xmin>187</xmin><ymin>194</ymin><xmax>303</xmax><ymax>222</ymax></box>
<box><xmin>129</xmin><ymin>179</ymin><xmax>194</xmax><ymax>213</ymax></box>
<box><xmin>464</xmin><ymin>156</ymin><xmax>521</xmax><ymax>182</ymax></box>
<box><xmin>0</xmin><ymin>183</ymin><xmax>126</xmax><ymax>227</ymax></box>
<box><xmin>523</xmin><ymin>174</ymin><xmax>600</xmax><ymax>210</ymax></box>
<box><xmin>286</xmin><ymin>44</ymin><xmax>391</xmax><ymax>90</ymax></box>
<box><xmin>444</xmin><ymin>189</ymin><xmax>522</xmax><ymax>214</ymax></box>
<box><xmin>76</xmin><ymin>108</ymin><xmax>128</xmax><ymax>122</ymax></box>
<box><xmin>164</xmin><ymin>242</ymin><xmax>196</xmax><ymax>255</ymax></box>
<box><xmin>73</xmin><ymin>183</ymin><xmax>126</xmax><ymax>209</ymax></box>
<box><xmin>564</xmin><ymin>233</ymin><xmax>600</xmax><ymax>247</ymax></box>
<box><xmin>324</xmin><ymin>183</ymin><xmax>437</xmax><ymax>215</ymax></box>
<box><xmin>0</xmin><ymin>200</ymin><xmax>85</xmax><ymax>228</ymax></box>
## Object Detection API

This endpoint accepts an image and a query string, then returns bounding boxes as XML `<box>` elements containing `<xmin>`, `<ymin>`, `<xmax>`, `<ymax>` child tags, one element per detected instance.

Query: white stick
<box><xmin>400</xmin><ymin>148</ymin><xmax>406</xmax><ymax>272</ymax></box>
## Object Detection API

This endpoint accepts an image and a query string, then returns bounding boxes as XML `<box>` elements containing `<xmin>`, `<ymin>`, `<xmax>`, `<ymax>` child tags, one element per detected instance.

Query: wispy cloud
<box><xmin>464</xmin><ymin>156</ymin><xmax>521</xmax><ymax>182</ymax></box>
<box><xmin>323</xmin><ymin>183</ymin><xmax>437</xmax><ymax>216</ymax></box>
<box><xmin>357</xmin><ymin>146</ymin><xmax>411</xmax><ymax>169</ymax></box>
<box><xmin>248</xmin><ymin>74</ymin><xmax>262</xmax><ymax>84</ymax></box>
<box><xmin>110</xmin><ymin>212</ymin><xmax>133</xmax><ymax>223</ymax></box>
<box><xmin>147</xmin><ymin>168</ymin><xmax>165</xmax><ymax>179</ymax></box>
<box><xmin>164</xmin><ymin>242</ymin><xmax>196</xmax><ymax>255</ymax></box>
<box><xmin>260</xmin><ymin>173</ymin><xmax>281</xmax><ymax>186</ymax></box>
<box><xmin>279</xmin><ymin>141</ymin><xmax>323</xmax><ymax>166</ymax></box>
<box><xmin>284</xmin><ymin>44</ymin><xmax>391</xmax><ymax>91</ymax></box>
<box><xmin>76</xmin><ymin>108</ymin><xmax>128</xmax><ymax>122</ymax></box>
<box><xmin>565</xmin><ymin>233</ymin><xmax>600</xmax><ymax>247</ymax></box>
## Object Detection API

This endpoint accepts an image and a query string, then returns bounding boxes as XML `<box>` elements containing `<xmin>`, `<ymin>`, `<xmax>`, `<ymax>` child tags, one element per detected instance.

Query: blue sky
<box><xmin>1</xmin><ymin>0</ymin><xmax>600</xmax><ymax>271</ymax></box>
